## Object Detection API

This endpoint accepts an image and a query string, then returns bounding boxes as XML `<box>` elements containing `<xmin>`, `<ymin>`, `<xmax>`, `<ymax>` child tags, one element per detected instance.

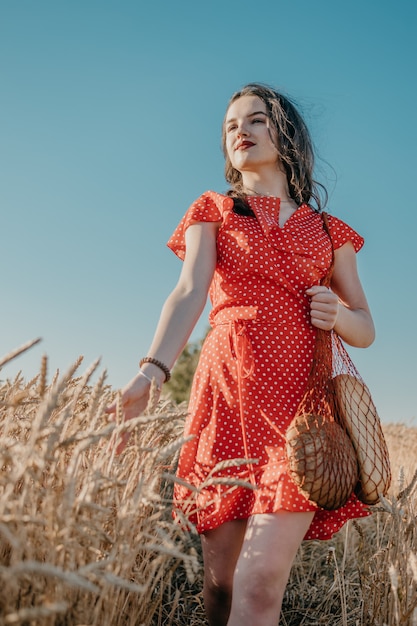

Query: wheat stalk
<box><xmin>0</xmin><ymin>337</ymin><xmax>41</xmax><ymax>369</ymax></box>
<box><xmin>0</xmin><ymin>345</ymin><xmax>416</xmax><ymax>625</ymax></box>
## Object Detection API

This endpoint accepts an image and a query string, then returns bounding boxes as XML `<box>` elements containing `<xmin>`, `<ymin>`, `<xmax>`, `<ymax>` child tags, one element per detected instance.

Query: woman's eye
<box><xmin>227</xmin><ymin>124</ymin><xmax>237</xmax><ymax>132</ymax></box>
<box><xmin>252</xmin><ymin>118</ymin><xmax>265</xmax><ymax>124</ymax></box>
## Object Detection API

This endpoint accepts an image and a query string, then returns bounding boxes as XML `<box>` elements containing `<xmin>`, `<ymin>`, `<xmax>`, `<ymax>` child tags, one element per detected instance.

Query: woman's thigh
<box><xmin>201</xmin><ymin>519</ymin><xmax>247</xmax><ymax>588</ymax></box>
<box><xmin>235</xmin><ymin>511</ymin><xmax>315</xmax><ymax>584</ymax></box>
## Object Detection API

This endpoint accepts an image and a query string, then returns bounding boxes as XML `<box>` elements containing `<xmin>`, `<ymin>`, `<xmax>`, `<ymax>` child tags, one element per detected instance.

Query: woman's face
<box><xmin>224</xmin><ymin>95</ymin><xmax>279</xmax><ymax>176</ymax></box>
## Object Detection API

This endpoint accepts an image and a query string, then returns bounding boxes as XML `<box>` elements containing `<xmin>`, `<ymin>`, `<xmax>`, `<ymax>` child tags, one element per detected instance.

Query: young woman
<box><xmin>107</xmin><ymin>83</ymin><xmax>375</xmax><ymax>626</ymax></box>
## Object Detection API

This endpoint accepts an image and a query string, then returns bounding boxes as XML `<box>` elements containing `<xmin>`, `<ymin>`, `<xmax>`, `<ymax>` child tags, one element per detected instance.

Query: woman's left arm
<box><xmin>306</xmin><ymin>242</ymin><xmax>375</xmax><ymax>348</ymax></box>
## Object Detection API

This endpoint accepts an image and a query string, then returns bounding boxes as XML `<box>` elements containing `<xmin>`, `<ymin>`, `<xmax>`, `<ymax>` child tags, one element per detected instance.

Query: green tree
<box><xmin>165</xmin><ymin>329</ymin><xmax>209</xmax><ymax>404</ymax></box>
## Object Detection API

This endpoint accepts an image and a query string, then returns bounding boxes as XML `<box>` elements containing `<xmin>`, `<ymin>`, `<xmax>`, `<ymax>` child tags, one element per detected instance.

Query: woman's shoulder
<box><xmin>167</xmin><ymin>191</ymin><xmax>231</xmax><ymax>259</ymax></box>
<box><xmin>193</xmin><ymin>190</ymin><xmax>233</xmax><ymax>206</ymax></box>
<box><xmin>186</xmin><ymin>190</ymin><xmax>235</xmax><ymax>218</ymax></box>
<box><xmin>325</xmin><ymin>211</ymin><xmax>365</xmax><ymax>253</ymax></box>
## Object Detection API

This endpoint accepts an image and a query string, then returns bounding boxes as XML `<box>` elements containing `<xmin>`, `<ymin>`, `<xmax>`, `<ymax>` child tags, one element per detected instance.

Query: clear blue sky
<box><xmin>1</xmin><ymin>0</ymin><xmax>416</xmax><ymax>424</ymax></box>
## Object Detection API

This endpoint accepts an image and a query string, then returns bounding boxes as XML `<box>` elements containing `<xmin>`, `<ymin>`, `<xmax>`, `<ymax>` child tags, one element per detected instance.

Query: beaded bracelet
<box><xmin>139</xmin><ymin>357</ymin><xmax>171</xmax><ymax>383</ymax></box>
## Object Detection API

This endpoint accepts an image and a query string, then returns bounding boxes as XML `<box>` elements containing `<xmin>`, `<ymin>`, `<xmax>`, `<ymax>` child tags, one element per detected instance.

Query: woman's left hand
<box><xmin>306</xmin><ymin>285</ymin><xmax>339</xmax><ymax>331</ymax></box>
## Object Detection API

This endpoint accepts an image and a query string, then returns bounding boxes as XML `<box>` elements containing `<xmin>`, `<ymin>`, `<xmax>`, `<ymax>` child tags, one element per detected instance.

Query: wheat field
<box><xmin>0</xmin><ymin>341</ymin><xmax>416</xmax><ymax>625</ymax></box>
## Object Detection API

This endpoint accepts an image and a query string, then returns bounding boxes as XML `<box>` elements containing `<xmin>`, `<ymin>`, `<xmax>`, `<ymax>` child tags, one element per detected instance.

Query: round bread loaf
<box><xmin>329</xmin><ymin>374</ymin><xmax>391</xmax><ymax>504</ymax></box>
<box><xmin>285</xmin><ymin>413</ymin><xmax>359</xmax><ymax>511</ymax></box>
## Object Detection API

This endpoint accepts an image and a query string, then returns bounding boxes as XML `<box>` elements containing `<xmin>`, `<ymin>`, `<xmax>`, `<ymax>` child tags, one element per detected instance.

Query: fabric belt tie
<box><xmin>229</xmin><ymin>319</ymin><xmax>256</xmax><ymax>485</ymax></box>
<box><xmin>230</xmin><ymin>319</ymin><xmax>255</xmax><ymax>380</ymax></box>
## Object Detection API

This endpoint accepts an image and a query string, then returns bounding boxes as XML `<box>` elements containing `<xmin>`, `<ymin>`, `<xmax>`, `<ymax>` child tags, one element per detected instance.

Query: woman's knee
<box><xmin>203</xmin><ymin>543</ymin><xmax>236</xmax><ymax>603</ymax></box>
<box><xmin>233</xmin><ymin>560</ymin><xmax>288</xmax><ymax>611</ymax></box>
<box><xmin>203</xmin><ymin>551</ymin><xmax>235</xmax><ymax>626</ymax></box>
<box><xmin>204</xmin><ymin>567</ymin><xmax>234</xmax><ymax>603</ymax></box>
<box><xmin>201</xmin><ymin>520</ymin><xmax>246</xmax><ymax>602</ymax></box>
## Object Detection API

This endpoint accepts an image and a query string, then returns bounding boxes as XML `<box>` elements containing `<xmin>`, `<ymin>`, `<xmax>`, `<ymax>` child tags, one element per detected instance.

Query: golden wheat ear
<box><xmin>0</xmin><ymin>337</ymin><xmax>42</xmax><ymax>369</ymax></box>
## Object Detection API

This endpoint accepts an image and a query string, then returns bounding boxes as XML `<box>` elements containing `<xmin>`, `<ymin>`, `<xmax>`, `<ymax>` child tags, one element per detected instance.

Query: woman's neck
<box><xmin>241</xmin><ymin>171</ymin><xmax>291</xmax><ymax>200</ymax></box>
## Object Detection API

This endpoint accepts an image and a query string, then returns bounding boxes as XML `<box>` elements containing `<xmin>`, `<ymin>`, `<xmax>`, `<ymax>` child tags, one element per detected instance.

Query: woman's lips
<box><xmin>235</xmin><ymin>141</ymin><xmax>255</xmax><ymax>150</ymax></box>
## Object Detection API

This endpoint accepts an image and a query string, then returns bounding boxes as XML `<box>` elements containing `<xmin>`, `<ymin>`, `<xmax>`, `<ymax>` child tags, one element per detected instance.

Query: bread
<box><xmin>329</xmin><ymin>374</ymin><xmax>391</xmax><ymax>504</ymax></box>
<box><xmin>286</xmin><ymin>413</ymin><xmax>359</xmax><ymax>511</ymax></box>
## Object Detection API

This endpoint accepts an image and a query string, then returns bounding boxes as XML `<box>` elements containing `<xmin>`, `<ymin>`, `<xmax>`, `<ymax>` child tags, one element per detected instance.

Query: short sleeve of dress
<box><xmin>327</xmin><ymin>214</ymin><xmax>364</xmax><ymax>253</ymax></box>
<box><xmin>167</xmin><ymin>191</ymin><xmax>231</xmax><ymax>260</ymax></box>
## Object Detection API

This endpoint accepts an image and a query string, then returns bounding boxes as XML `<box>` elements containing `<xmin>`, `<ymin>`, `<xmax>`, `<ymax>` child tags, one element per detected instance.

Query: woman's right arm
<box><xmin>106</xmin><ymin>220</ymin><xmax>219</xmax><ymax>423</ymax></box>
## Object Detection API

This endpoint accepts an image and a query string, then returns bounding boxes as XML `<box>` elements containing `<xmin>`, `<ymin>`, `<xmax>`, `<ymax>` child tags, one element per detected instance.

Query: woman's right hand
<box><xmin>106</xmin><ymin>372</ymin><xmax>159</xmax><ymax>453</ymax></box>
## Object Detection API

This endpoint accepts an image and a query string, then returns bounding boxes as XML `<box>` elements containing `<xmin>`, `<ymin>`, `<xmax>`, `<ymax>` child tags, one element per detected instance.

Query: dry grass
<box><xmin>0</xmin><ymin>343</ymin><xmax>199</xmax><ymax>626</ymax></box>
<box><xmin>0</xmin><ymin>341</ymin><xmax>416</xmax><ymax>625</ymax></box>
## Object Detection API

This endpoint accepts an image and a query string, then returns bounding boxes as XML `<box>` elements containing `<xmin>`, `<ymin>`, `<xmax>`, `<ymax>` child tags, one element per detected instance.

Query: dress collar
<box><xmin>246</xmin><ymin>195</ymin><xmax>310</xmax><ymax>236</ymax></box>
<box><xmin>246</xmin><ymin>195</ymin><xmax>280</xmax><ymax>236</ymax></box>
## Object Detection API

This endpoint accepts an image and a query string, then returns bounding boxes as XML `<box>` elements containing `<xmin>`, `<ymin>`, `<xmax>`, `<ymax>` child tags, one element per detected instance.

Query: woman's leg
<box><xmin>227</xmin><ymin>511</ymin><xmax>315</xmax><ymax>626</ymax></box>
<box><xmin>201</xmin><ymin>519</ymin><xmax>247</xmax><ymax>626</ymax></box>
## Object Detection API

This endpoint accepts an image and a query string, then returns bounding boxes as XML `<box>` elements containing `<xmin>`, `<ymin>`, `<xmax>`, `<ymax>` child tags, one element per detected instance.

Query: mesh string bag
<box><xmin>328</xmin><ymin>331</ymin><xmax>391</xmax><ymax>504</ymax></box>
<box><xmin>285</xmin><ymin>213</ymin><xmax>391</xmax><ymax>510</ymax></box>
<box><xmin>285</xmin><ymin>328</ymin><xmax>359</xmax><ymax>510</ymax></box>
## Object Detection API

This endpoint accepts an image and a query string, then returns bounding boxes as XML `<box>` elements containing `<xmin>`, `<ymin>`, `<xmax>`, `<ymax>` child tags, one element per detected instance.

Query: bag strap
<box><xmin>308</xmin><ymin>212</ymin><xmax>336</xmax><ymax>378</ymax></box>
<box><xmin>321</xmin><ymin>212</ymin><xmax>335</xmax><ymax>288</ymax></box>
<box><xmin>300</xmin><ymin>212</ymin><xmax>337</xmax><ymax>396</ymax></box>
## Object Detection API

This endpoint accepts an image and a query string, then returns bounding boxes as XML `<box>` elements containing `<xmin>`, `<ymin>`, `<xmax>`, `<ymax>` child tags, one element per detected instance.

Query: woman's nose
<box><xmin>236</xmin><ymin>122</ymin><xmax>249</xmax><ymax>136</ymax></box>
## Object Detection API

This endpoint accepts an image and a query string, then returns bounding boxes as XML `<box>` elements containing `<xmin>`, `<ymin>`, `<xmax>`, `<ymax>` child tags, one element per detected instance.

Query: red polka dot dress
<box><xmin>167</xmin><ymin>191</ymin><xmax>371</xmax><ymax>540</ymax></box>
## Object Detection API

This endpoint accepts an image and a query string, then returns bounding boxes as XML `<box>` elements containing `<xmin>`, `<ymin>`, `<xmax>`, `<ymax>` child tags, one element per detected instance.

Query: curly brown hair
<box><xmin>222</xmin><ymin>83</ymin><xmax>327</xmax><ymax>212</ymax></box>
